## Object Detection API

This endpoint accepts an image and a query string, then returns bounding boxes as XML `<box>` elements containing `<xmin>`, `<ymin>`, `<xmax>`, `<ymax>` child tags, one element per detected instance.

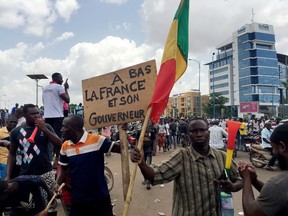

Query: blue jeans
<box><xmin>170</xmin><ymin>132</ymin><xmax>177</xmax><ymax>148</ymax></box>
<box><xmin>0</xmin><ymin>163</ymin><xmax>7</xmax><ymax>179</ymax></box>
<box><xmin>164</xmin><ymin>135</ymin><xmax>170</xmax><ymax>150</ymax></box>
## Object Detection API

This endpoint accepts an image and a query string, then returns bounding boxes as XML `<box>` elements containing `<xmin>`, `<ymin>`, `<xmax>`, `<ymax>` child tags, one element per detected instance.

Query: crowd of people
<box><xmin>0</xmin><ymin>71</ymin><xmax>288</xmax><ymax>215</ymax></box>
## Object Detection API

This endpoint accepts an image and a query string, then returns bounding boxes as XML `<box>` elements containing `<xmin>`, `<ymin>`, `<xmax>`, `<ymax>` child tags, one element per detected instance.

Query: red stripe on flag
<box><xmin>149</xmin><ymin>59</ymin><xmax>176</xmax><ymax>123</ymax></box>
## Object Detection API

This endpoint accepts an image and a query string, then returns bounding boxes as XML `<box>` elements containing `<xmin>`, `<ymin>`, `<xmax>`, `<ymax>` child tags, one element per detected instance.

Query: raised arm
<box><xmin>35</xmin><ymin>119</ymin><xmax>62</xmax><ymax>148</ymax></box>
<box><xmin>59</xmin><ymin>79</ymin><xmax>70</xmax><ymax>103</ymax></box>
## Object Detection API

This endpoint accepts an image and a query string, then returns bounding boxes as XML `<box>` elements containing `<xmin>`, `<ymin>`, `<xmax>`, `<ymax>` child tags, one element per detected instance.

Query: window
<box><xmin>258</xmin><ymin>24</ymin><xmax>269</xmax><ymax>31</ymax></box>
<box><xmin>210</xmin><ymin>82</ymin><xmax>229</xmax><ymax>89</ymax></box>
<box><xmin>210</xmin><ymin>75</ymin><xmax>229</xmax><ymax>82</ymax></box>
<box><xmin>210</xmin><ymin>66</ymin><xmax>229</xmax><ymax>75</ymax></box>
<box><xmin>256</xmin><ymin>44</ymin><xmax>273</xmax><ymax>50</ymax></box>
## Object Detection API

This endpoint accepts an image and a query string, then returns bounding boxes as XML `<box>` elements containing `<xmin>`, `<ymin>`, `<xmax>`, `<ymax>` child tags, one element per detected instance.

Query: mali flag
<box><xmin>148</xmin><ymin>0</ymin><xmax>190</xmax><ymax>123</ymax></box>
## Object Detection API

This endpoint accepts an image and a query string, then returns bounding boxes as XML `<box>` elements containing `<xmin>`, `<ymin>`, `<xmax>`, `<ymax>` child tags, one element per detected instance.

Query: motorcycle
<box><xmin>249</xmin><ymin>143</ymin><xmax>272</xmax><ymax>168</ymax></box>
<box><xmin>127</xmin><ymin>131</ymin><xmax>137</xmax><ymax>149</ymax></box>
<box><xmin>244</xmin><ymin>131</ymin><xmax>261</xmax><ymax>150</ymax></box>
<box><xmin>104</xmin><ymin>164</ymin><xmax>114</xmax><ymax>191</ymax></box>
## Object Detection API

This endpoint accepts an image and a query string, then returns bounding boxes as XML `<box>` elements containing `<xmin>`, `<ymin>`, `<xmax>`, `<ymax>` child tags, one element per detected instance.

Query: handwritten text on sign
<box><xmin>82</xmin><ymin>60</ymin><xmax>157</xmax><ymax>129</ymax></box>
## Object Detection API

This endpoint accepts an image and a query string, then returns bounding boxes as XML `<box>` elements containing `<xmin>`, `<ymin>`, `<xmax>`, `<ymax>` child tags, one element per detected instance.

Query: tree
<box><xmin>202</xmin><ymin>93</ymin><xmax>229</xmax><ymax>118</ymax></box>
<box><xmin>69</xmin><ymin>103</ymin><xmax>77</xmax><ymax>114</ymax></box>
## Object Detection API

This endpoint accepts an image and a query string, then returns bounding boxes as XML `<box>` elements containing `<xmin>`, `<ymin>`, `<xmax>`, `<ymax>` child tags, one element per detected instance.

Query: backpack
<box><xmin>170</xmin><ymin>122</ymin><xmax>177</xmax><ymax>132</ymax></box>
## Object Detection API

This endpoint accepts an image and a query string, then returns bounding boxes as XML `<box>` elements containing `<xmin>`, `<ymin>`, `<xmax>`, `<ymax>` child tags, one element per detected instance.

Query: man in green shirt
<box><xmin>131</xmin><ymin>118</ymin><xmax>242</xmax><ymax>216</ymax></box>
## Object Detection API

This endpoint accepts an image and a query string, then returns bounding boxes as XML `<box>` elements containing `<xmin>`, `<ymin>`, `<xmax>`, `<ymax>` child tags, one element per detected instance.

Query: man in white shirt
<box><xmin>164</xmin><ymin>120</ymin><xmax>170</xmax><ymax>151</ymax></box>
<box><xmin>261</xmin><ymin>121</ymin><xmax>276</xmax><ymax>170</ymax></box>
<box><xmin>219</xmin><ymin>119</ymin><xmax>226</xmax><ymax>129</ymax></box>
<box><xmin>209</xmin><ymin>120</ymin><xmax>228</xmax><ymax>150</ymax></box>
<box><xmin>42</xmin><ymin>72</ymin><xmax>70</xmax><ymax>166</ymax></box>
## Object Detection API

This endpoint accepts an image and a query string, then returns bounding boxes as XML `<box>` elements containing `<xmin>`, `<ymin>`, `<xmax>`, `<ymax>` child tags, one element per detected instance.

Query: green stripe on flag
<box><xmin>175</xmin><ymin>0</ymin><xmax>189</xmax><ymax>61</ymax></box>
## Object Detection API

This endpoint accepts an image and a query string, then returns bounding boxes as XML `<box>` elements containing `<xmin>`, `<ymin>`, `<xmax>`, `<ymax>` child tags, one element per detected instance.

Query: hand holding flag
<box><xmin>123</xmin><ymin>1</ymin><xmax>190</xmax><ymax>215</ymax></box>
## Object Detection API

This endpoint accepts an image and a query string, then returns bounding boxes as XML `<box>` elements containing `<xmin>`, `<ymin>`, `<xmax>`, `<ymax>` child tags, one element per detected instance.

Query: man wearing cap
<box><xmin>178</xmin><ymin>117</ymin><xmax>188</xmax><ymax>147</ymax></box>
<box><xmin>261</xmin><ymin>120</ymin><xmax>276</xmax><ymax>171</ymax></box>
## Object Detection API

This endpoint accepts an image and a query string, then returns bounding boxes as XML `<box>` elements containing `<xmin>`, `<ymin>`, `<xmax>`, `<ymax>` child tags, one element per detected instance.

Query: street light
<box><xmin>271</xmin><ymin>85</ymin><xmax>275</xmax><ymax>117</ymax></box>
<box><xmin>27</xmin><ymin>74</ymin><xmax>48</xmax><ymax>106</ymax></box>
<box><xmin>212</xmin><ymin>53</ymin><xmax>216</xmax><ymax>119</ymax></box>
<box><xmin>189</xmin><ymin>59</ymin><xmax>201</xmax><ymax>116</ymax></box>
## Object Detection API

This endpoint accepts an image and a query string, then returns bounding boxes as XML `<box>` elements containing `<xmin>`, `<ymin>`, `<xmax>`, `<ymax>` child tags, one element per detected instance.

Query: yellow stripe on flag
<box><xmin>161</xmin><ymin>20</ymin><xmax>178</xmax><ymax>63</ymax></box>
<box><xmin>225</xmin><ymin>149</ymin><xmax>234</xmax><ymax>169</ymax></box>
<box><xmin>161</xmin><ymin>19</ymin><xmax>187</xmax><ymax>82</ymax></box>
<box><xmin>175</xmin><ymin>46</ymin><xmax>187</xmax><ymax>81</ymax></box>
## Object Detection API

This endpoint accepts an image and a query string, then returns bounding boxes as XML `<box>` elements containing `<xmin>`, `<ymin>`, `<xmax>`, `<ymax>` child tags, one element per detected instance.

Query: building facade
<box><xmin>207</xmin><ymin>22</ymin><xmax>288</xmax><ymax>118</ymax></box>
<box><xmin>165</xmin><ymin>91</ymin><xmax>209</xmax><ymax>118</ymax></box>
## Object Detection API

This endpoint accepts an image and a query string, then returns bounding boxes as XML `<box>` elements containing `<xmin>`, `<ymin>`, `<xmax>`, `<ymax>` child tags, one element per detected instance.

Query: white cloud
<box><xmin>0</xmin><ymin>0</ymin><xmax>79</xmax><ymax>36</ymax></box>
<box><xmin>55</xmin><ymin>0</ymin><xmax>80</xmax><ymax>22</ymax></box>
<box><xmin>56</xmin><ymin>32</ymin><xmax>74</xmax><ymax>42</ymax></box>
<box><xmin>109</xmin><ymin>22</ymin><xmax>131</xmax><ymax>31</ymax></box>
<box><xmin>140</xmin><ymin>0</ymin><xmax>288</xmax><ymax>96</ymax></box>
<box><xmin>28</xmin><ymin>42</ymin><xmax>45</xmax><ymax>55</ymax></box>
<box><xmin>100</xmin><ymin>0</ymin><xmax>128</xmax><ymax>5</ymax></box>
<box><xmin>0</xmin><ymin>3</ymin><xmax>25</xmax><ymax>28</ymax></box>
<box><xmin>0</xmin><ymin>36</ymin><xmax>157</xmax><ymax>107</ymax></box>
<box><xmin>47</xmin><ymin>32</ymin><xmax>75</xmax><ymax>46</ymax></box>
<box><xmin>0</xmin><ymin>1</ymin><xmax>55</xmax><ymax>36</ymax></box>
<box><xmin>120</xmin><ymin>22</ymin><xmax>131</xmax><ymax>31</ymax></box>
<box><xmin>141</xmin><ymin>0</ymin><xmax>288</xmax><ymax>54</ymax></box>
<box><xmin>66</xmin><ymin>36</ymin><xmax>155</xmax><ymax>84</ymax></box>
<box><xmin>1</xmin><ymin>0</ymin><xmax>288</xmax><ymax>110</ymax></box>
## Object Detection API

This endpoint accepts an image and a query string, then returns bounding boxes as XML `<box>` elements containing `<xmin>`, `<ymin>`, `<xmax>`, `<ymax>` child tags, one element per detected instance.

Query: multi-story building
<box><xmin>206</xmin><ymin>22</ymin><xmax>288</xmax><ymax>118</ymax></box>
<box><xmin>165</xmin><ymin>92</ymin><xmax>209</xmax><ymax>118</ymax></box>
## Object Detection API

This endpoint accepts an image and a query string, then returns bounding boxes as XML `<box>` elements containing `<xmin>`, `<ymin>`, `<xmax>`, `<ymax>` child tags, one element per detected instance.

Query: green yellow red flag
<box><xmin>148</xmin><ymin>0</ymin><xmax>190</xmax><ymax>123</ymax></box>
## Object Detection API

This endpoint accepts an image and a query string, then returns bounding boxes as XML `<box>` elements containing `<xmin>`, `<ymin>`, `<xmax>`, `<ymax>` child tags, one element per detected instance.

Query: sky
<box><xmin>0</xmin><ymin>0</ymin><xmax>288</xmax><ymax>110</ymax></box>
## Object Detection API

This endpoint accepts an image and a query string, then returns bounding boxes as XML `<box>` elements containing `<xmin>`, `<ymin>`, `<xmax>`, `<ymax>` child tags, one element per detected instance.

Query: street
<box><xmin>108</xmin><ymin>149</ymin><xmax>280</xmax><ymax>216</ymax></box>
<box><xmin>57</xmin><ymin>148</ymin><xmax>281</xmax><ymax>216</ymax></box>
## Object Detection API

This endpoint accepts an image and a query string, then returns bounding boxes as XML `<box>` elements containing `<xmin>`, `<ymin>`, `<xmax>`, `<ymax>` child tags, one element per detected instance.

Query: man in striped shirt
<box><xmin>55</xmin><ymin>115</ymin><xmax>121</xmax><ymax>216</ymax></box>
<box><xmin>131</xmin><ymin>118</ymin><xmax>243</xmax><ymax>216</ymax></box>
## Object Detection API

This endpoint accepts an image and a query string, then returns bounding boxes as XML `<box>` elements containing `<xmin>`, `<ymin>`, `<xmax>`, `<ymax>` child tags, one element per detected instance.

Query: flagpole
<box><xmin>122</xmin><ymin>107</ymin><xmax>152</xmax><ymax>216</ymax></box>
<box><xmin>118</xmin><ymin>125</ymin><xmax>130</xmax><ymax>200</ymax></box>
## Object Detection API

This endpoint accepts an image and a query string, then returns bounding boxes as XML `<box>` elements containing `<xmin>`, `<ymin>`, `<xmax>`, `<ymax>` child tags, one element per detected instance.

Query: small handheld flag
<box><xmin>225</xmin><ymin>120</ymin><xmax>241</xmax><ymax>170</ymax></box>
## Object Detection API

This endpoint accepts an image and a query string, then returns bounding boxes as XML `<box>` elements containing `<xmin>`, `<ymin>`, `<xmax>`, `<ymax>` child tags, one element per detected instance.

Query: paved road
<box><xmin>57</xmin><ymin>148</ymin><xmax>281</xmax><ymax>216</ymax></box>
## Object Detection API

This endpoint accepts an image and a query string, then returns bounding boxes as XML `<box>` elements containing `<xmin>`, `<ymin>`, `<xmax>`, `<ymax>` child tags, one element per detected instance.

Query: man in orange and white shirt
<box><xmin>56</xmin><ymin>115</ymin><xmax>121</xmax><ymax>216</ymax></box>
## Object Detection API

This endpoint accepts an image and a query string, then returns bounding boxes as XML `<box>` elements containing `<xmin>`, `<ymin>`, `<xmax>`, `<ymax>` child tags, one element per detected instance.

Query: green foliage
<box><xmin>69</xmin><ymin>103</ymin><xmax>77</xmax><ymax>114</ymax></box>
<box><xmin>202</xmin><ymin>93</ymin><xmax>230</xmax><ymax>118</ymax></box>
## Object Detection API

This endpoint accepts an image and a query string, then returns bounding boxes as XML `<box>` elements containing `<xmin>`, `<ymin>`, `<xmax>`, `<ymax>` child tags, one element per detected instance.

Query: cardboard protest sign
<box><xmin>82</xmin><ymin>60</ymin><xmax>157</xmax><ymax>129</ymax></box>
